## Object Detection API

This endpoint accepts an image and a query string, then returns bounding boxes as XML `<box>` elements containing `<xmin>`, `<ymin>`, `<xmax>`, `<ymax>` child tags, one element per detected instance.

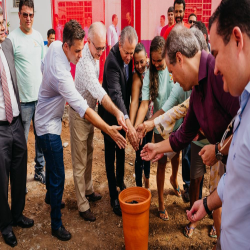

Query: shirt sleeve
<box><xmin>78</xmin><ymin>57</ymin><xmax>107</xmax><ymax>104</ymax></box>
<box><xmin>162</xmin><ymin>83</ymin><xmax>185</xmax><ymax>112</ymax></box>
<box><xmin>58</xmin><ymin>71</ymin><xmax>89</xmax><ymax>118</ymax></box>
<box><xmin>217</xmin><ymin>173</ymin><xmax>226</xmax><ymax>203</ymax></box>
<box><xmin>107</xmin><ymin>26</ymin><xmax>112</xmax><ymax>46</ymax></box>
<box><xmin>105</xmin><ymin>59</ymin><xmax>128</xmax><ymax>116</ymax></box>
<box><xmin>141</xmin><ymin>70</ymin><xmax>150</xmax><ymax>101</ymax></box>
<box><xmin>169</xmin><ymin>92</ymin><xmax>200</xmax><ymax>152</ymax></box>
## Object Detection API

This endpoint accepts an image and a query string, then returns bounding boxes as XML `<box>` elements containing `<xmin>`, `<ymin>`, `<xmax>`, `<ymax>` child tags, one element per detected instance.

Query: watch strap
<box><xmin>203</xmin><ymin>197</ymin><xmax>212</xmax><ymax>215</ymax></box>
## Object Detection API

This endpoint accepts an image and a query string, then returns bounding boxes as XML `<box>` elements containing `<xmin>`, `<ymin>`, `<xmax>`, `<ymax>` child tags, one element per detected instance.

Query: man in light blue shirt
<box><xmin>8</xmin><ymin>0</ymin><xmax>45</xmax><ymax>184</ymax></box>
<box><xmin>187</xmin><ymin>0</ymin><xmax>250</xmax><ymax>249</ymax></box>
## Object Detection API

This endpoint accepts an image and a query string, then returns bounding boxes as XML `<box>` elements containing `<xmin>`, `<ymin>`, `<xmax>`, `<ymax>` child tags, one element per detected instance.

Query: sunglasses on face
<box><xmin>21</xmin><ymin>12</ymin><xmax>34</xmax><ymax>19</ymax></box>
<box><xmin>189</xmin><ymin>20</ymin><xmax>196</xmax><ymax>24</ymax></box>
<box><xmin>90</xmin><ymin>40</ymin><xmax>106</xmax><ymax>52</ymax></box>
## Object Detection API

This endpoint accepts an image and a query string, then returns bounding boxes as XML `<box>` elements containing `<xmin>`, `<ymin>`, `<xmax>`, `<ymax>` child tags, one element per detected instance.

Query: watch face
<box><xmin>216</xmin><ymin>153</ymin><xmax>224</xmax><ymax>161</ymax></box>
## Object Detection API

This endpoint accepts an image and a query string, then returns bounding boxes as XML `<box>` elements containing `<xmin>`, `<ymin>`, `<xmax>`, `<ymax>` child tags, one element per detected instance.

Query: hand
<box><xmin>199</xmin><ymin>144</ymin><xmax>218</xmax><ymax>166</ymax></box>
<box><xmin>152</xmin><ymin>153</ymin><xmax>164</xmax><ymax>163</ymax></box>
<box><xmin>108</xmin><ymin>125</ymin><xmax>127</xmax><ymax>149</ymax></box>
<box><xmin>140</xmin><ymin>143</ymin><xmax>157</xmax><ymax>161</ymax></box>
<box><xmin>126</xmin><ymin>119</ymin><xmax>139</xmax><ymax>150</ymax></box>
<box><xmin>186</xmin><ymin>199</ymin><xmax>207</xmax><ymax>223</ymax></box>
<box><xmin>116</xmin><ymin>111</ymin><xmax>128</xmax><ymax>133</ymax></box>
<box><xmin>136</xmin><ymin>123</ymin><xmax>146</xmax><ymax>139</ymax></box>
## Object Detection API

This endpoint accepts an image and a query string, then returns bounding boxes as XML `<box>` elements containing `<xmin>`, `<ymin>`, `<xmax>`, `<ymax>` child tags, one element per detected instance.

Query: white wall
<box><xmin>6</xmin><ymin>0</ymin><xmax>52</xmax><ymax>41</ymax></box>
<box><xmin>141</xmin><ymin>0</ymin><xmax>173</xmax><ymax>41</ymax></box>
<box><xmin>105</xmin><ymin>0</ymin><xmax>121</xmax><ymax>32</ymax></box>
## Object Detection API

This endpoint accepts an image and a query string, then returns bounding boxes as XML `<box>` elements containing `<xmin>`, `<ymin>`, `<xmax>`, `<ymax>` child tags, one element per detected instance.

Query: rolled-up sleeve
<box><xmin>58</xmin><ymin>73</ymin><xmax>89</xmax><ymax>118</ymax></box>
<box><xmin>217</xmin><ymin>173</ymin><xmax>226</xmax><ymax>203</ymax></box>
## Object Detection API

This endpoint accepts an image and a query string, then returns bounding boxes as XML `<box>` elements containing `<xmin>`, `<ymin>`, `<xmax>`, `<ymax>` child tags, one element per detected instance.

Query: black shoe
<box><xmin>2</xmin><ymin>231</ymin><xmax>17</xmax><ymax>248</ymax></box>
<box><xmin>13</xmin><ymin>215</ymin><xmax>34</xmax><ymax>228</ymax></box>
<box><xmin>79</xmin><ymin>209</ymin><xmax>96</xmax><ymax>222</ymax></box>
<box><xmin>111</xmin><ymin>199</ymin><xmax>122</xmax><ymax>216</ymax></box>
<box><xmin>45</xmin><ymin>198</ymin><xmax>66</xmax><ymax>209</ymax></box>
<box><xmin>34</xmin><ymin>171</ymin><xmax>46</xmax><ymax>185</ymax></box>
<box><xmin>116</xmin><ymin>181</ymin><xmax>126</xmax><ymax>191</ymax></box>
<box><xmin>86</xmin><ymin>192</ymin><xmax>102</xmax><ymax>202</ymax></box>
<box><xmin>52</xmin><ymin>225</ymin><xmax>71</xmax><ymax>241</ymax></box>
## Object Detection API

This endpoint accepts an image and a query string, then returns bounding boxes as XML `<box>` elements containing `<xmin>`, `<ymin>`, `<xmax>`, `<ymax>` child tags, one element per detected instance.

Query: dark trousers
<box><xmin>104</xmin><ymin>136</ymin><xmax>125</xmax><ymax>200</ymax></box>
<box><xmin>37</xmin><ymin>134</ymin><xmax>64</xmax><ymax>230</ymax></box>
<box><xmin>135</xmin><ymin>131</ymin><xmax>153</xmax><ymax>187</ymax></box>
<box><xmin>182</xmin><ymin>143</ymin><xmax>204</xmax><ymax>199</ymax></box>
<box><xmin>0</xmin><ymin>117</ymin><xmax>27</xmax><ymax>234</ymax></box>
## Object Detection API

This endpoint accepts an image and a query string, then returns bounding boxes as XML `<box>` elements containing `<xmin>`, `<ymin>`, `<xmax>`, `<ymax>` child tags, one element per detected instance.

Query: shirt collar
<box><xmin>60</xmin><ymin>43</ymin><xmax>71</xmax><ymax>71</ymax></box>
<box><xmin>198</xmin><ymin>50</ymin><xmax>209</xmax><ymax>82</ymax></box>
<box><xmin>245</xmin><ymin>81</ymin><xmax>250</xmax><ymax>94</ymax></box>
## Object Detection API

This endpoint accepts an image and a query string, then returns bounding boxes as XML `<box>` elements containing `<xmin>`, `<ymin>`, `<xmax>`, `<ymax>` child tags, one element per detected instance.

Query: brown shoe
<box><xmin>79</xmin><ymin>209</ymin><xmax>96</xmax><ymax>222</ymax></box>
<box><xmin>85</xmin><ymin>192</ymin><xmax>102</xmax><ymax>202</ymax></box>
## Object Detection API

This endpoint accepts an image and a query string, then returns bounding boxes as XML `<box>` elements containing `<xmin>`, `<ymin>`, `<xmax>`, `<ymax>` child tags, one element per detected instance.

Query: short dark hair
<box><xmin>209</xmin><ymin>0</ymin><xmax>250</xmax><ymax>45</ymax></box>
<box><xmin>112</xmin><ymin>14</ymin><xmax>117</xmax><ymax>22</ymax></box>
<box><xmin>47</xmin><ymin>29</ymin><xmax>55</xmax><ymax>38</ymax></box>
<box><xmin>191</xmin><ymin>21</ymin><xmax>208</xmax><ymax>44</ymax></box>
<box><xmin>134</xmin><ymin>43</ymin><xmax>146</xmax><ymax>55</ymax></box>
<box><xmin>19</xmin><ymin>0</ymin><xmax>34</xmax><ymax>13</ymax></box>
<box><xmin>188</xmin><ymin>13</ymin><xmax>197</xmax><ymax>20</ymax></box>
<box><xmin>168</xmin><ymin>6</ymin><xmax>174</xmax><ymax>13</ymax></box>
<box><xmin>63</xmin><ymin>20</ymin><xmax>85</xmax><ymax>48</ymax></box>
<box><xmin>161</xmin><ymin>15</ymin><xmax>165</xmax><ymax>20</ymax></box>
<box><xmin>174</xmin><ymin>0</ymin><xmax>186</xmax><ymax>11</ymax></box>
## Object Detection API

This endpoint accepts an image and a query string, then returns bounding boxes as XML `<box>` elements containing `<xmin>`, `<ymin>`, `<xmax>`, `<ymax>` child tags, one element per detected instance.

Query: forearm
<box><xmin>149</xmin><ymin>109</ymin><xmax>164</xmax><ymax>121</ymax></box>
<box><xmin>129</xmin><ymin>101</ymin><xmax>139</xmax><ymax>126</ymax></box>
<box><xmin>101</xmin><ymin>94</ymin><xmax>121</xmax><ymax>119</ymax></box>
<box><xmin>134</xmin><ymin>101</ymin><xmax>149</xmax><ymax>127</ymax></box>
<box><xmin>207</xmin><ymin>189</ymin><xmax>222</xmax><ymax>211</ymax></box>
<box><xmin>84</xmin><ymin>107</ymin><xmax>110</xmax><ymax>135</ymax></box>
<box><xmin>154</xmin><ymin>138</ymin><xmax>174</xmax><ymax>154</ymax></box>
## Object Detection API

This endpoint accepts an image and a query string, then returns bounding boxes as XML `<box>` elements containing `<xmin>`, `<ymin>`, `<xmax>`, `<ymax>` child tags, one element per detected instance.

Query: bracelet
<box><xmin>203</xmin><ymin>197</ymin><xmax>212</xmax><ymax>215</ymax></box>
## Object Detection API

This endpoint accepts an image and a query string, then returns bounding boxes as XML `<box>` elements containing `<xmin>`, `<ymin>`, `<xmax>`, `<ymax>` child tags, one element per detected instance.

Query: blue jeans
<box><xmin>182</xmin><ymin>144</ymin><xmax>203</xmax><ymax>199</ymax></box>
<box><xmin>37</xmin><ymin>134</ymin><xmax>64</xmax><ymax>230</ymax></box>
<box><xmin>135</xmin><ymin>131</ymin><xmax>153</xmax><ymax>187</ymax></box>
<box><xmin>21</xmin><ymin>101</ymin><xmax>44</xmax><ymax>173</ymax></box>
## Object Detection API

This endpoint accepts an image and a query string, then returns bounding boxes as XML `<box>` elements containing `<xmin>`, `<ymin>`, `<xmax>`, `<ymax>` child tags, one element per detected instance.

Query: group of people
<box><xmin>0</xmin><ymin>0</ymin><xmax>250</xmax><ymax>249</ymax></box>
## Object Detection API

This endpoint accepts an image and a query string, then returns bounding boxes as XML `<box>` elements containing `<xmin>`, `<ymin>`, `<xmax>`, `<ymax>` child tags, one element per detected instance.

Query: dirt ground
<box><xmin>1</xmin><ymin>107</ymin><xmax>217</xmax><ymax>250</ymax></box>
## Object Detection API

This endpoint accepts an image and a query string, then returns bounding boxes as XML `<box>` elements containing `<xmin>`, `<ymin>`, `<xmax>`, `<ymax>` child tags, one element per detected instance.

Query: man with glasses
<box><xmin>8</xmin><ymin>0</ymin><xmax>46</xmax><ymax>185</ymax></box>
<box><xmin>188</xmin><ymin>13</ymin><xmax>197</xmax><ymax>25</ymax></box>
<box><xmin>69</xmin><ymin>22</ymin><xmax>127</xmax><ymax>222</ymax></box>
<box><xmin>99</xmin><ymin>26</ymin><xmax>138</xmax><ymax>216</ymax></box>
<box><xmin>0</xmin><ymin>6</ymin><xmax>34</xmax><ymax>248</ymax></box>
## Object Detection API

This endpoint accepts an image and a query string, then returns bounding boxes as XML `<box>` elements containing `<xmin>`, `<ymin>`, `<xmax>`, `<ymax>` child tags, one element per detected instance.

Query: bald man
<box><xmin>69</xmin><ymin>22</ymin><xmax>127</xmax><ymax>221</ymax></box>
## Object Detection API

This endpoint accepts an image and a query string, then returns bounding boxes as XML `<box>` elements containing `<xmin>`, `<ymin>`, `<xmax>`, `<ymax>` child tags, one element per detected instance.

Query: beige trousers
<box><xmin>69</xmin><ymin>107</ymin><xmax>94</xmax><ymax>212</ymax></box>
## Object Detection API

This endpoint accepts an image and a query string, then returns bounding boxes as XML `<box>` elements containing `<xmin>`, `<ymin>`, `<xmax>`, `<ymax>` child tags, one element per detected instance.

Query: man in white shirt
<box><xmin>35</xmin><ymin>20</ymin><xmax>127</xmax><ymax>241</ymax></box>
<box><xmin>107</xmin><ymin>14</ymin><xmax>120</xmax><ymax>50</ymax></box>
<box><xmin>69</xmin><ymin>22</ymin><xmax>127</xmax><ymax>222</ymax></box>
<box><xmin>0</xmin><ymin>7</ymin><xmax>34</xmax><ymax>248</ymax></box>
<box><xmin>187</xmin><ymin>0</ymin><xmax>250</xmax><ymax>249</ymax></box>
<box><xmin>8</xmin><ymin>0</ymin><xmax>45</xmax><ymax>185</ymax></box>
<box><xmin>43</xmin><ymin>28</ymin><xmax>55</xmax><ymax>57</ymax></box>
<box><xmin>155</xmin><ymin>15</ymin><xmax>165</xmax><ymax>36</ymax></box>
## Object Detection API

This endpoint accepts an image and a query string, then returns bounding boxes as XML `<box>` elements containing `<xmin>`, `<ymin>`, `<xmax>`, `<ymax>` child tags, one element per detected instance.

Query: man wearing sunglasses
<box><xmin>188</xmin><ymin>13</ymin><xmax>197</xmax><ymax>25</ymax></box>
<box><xmin>69</xmin><ymin>22</ymin><xmax>128</xmax><ymax>222</ymax></box>
<box><xmin>8</xmin><ymin>0</ymin><xmax>46</xmax><ymax>185</ymax></box>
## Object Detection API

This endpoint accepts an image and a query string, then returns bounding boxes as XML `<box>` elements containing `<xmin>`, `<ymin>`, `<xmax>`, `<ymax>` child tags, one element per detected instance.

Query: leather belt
<box><xmin>0</xmin><ymin>116</ymin><xmax>19</xmax><ymax>126</ymax></box>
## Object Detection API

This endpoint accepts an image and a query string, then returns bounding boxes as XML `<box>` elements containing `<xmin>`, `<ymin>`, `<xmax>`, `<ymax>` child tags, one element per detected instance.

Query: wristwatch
<box><xmin>215</xmin><ymin>142</ymin><xmax>224</xmax><ymax>161</ymax></box>
<box><xmin>203</xmin><ymin>197</ymin><xmax>212</xmax><ymax>215</ymax></box>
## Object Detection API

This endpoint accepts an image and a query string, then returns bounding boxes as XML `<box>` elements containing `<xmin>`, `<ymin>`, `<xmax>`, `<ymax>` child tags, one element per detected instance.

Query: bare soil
<box><xmin>1</xmin><ymin>107</ymin><xmax>217</xmax><ymax>250</ymax></box>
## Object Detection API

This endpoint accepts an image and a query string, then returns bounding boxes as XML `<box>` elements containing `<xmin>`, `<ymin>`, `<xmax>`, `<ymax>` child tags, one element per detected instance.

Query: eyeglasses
<box><xmin>0</xmin><ymin>20</ymin><xmax>6</xmax><ymax>28</ymax></box>
<box><xmin>90</xmin><ymin>40</ymin><xmax>106</xmax><ymax>52</ymax></box>
<box><xmin>21</xmin><ymin>12</ymin><xmax>34</xmax><ymax>19</ymax></box>
<box><xmin>188</xmin><ymin>20</ymin><xmax>196</xmax><ymax>24</ymax></box>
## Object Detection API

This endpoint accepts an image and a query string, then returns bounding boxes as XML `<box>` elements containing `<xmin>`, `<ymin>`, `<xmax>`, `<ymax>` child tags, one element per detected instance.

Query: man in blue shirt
<box><xmin>186</xmin><ymin>0</ymin><xmax>250</xmax><ymax>249</ymax></box>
